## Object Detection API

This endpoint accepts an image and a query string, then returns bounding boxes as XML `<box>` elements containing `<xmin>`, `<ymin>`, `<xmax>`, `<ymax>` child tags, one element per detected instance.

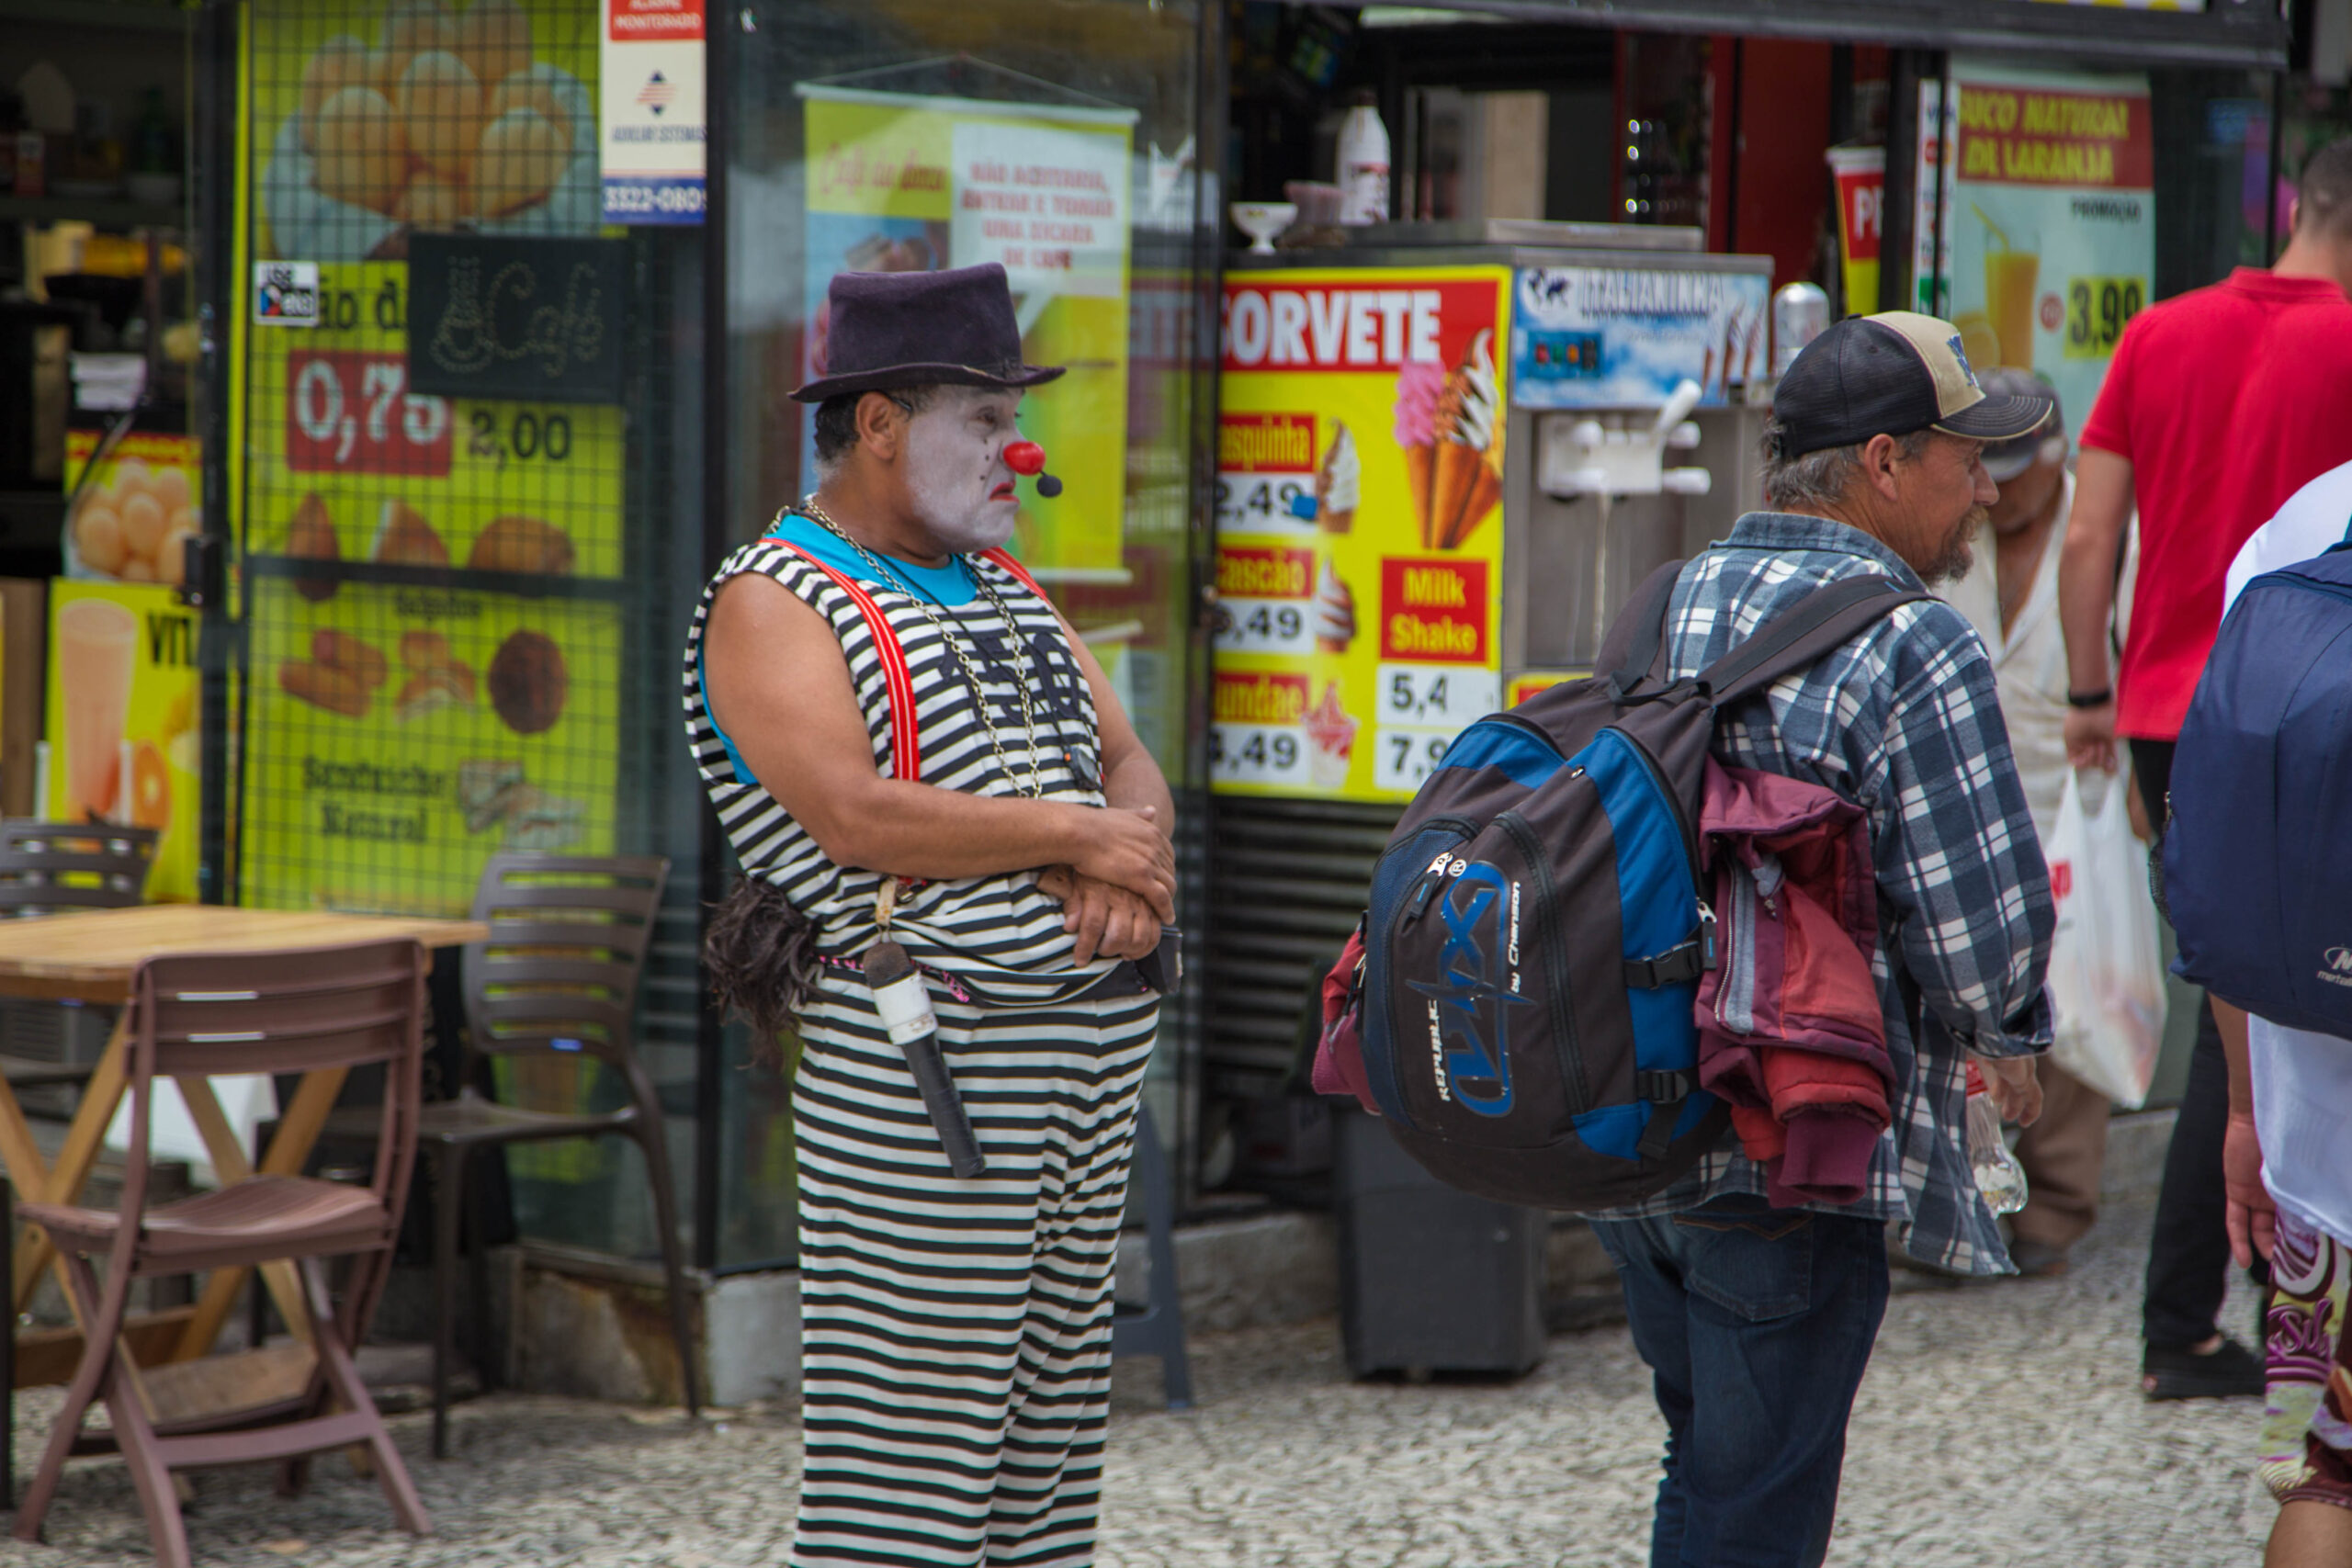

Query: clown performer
<box><xmin>683</xmin><ymin>263</ymin><xmax>1177</xmax><ymax>1567</ymax></box>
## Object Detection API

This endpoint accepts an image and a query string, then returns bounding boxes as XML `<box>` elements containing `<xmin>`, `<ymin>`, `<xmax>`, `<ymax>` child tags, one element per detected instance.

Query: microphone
<box><xmin>1003</xmin><ymin>440</ymin><xmax>1063</xmax><ymax>498</ymax></box>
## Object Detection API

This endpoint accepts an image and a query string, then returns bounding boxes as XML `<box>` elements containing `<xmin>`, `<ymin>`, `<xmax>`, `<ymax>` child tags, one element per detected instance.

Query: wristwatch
<box><xmin>2065</xmin><ymin>688</ymin><xmax>2113</xmax><ymax>709</ymax></box>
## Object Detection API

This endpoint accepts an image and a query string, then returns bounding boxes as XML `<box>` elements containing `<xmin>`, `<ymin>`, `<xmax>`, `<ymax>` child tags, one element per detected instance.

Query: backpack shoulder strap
<box><xmin>775</xmin><ymin>543</ymin><xmax>922</xmax><ymax>781</ymax></box>
<box><xmin>1599</xmin><ymin>558</ymin><xmax>1689</xmax><ymax>700</ymax></box>
<box><xmin>1699</xmin><ymin>575</ymin><xmax>1934</xmax><ymax>706</ymax></box>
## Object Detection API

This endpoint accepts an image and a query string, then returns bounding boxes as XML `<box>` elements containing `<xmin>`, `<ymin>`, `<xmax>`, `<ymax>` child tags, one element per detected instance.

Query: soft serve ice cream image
<box><xmin>1393</xmin><ymin>331</ymin><xmax>1504</xmax><ymax>550</ymax></box>
<box><xmin>1316</xmin><ymin>420</ymin><xmax>1360</xmax><ymax>534</ymax></box>
<box><xmin>1310</xmin><ymin>558</ymin><xmax>1356</xmax><ymax>654</ymax></box>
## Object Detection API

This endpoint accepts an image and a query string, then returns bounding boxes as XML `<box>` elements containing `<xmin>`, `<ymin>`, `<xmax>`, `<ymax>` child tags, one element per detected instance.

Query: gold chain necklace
<box><xmin>797</xmin><ymin>497</ymin><xmax>1047</xmax><ymax>799</ymax></box>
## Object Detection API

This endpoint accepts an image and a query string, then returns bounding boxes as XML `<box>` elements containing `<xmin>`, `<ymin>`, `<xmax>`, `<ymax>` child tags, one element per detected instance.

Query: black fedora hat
<box><xmin>792</xmin><ymin>263</ymin><xmax>1065</xmax><ymax>403</ymax></box>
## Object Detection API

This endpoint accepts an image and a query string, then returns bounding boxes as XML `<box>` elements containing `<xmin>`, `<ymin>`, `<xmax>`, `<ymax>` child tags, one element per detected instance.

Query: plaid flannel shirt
<box><xmin>1588</xmin><ymin>513</ymin><xmax>2056</xmax><ymax>1276</ymax></box>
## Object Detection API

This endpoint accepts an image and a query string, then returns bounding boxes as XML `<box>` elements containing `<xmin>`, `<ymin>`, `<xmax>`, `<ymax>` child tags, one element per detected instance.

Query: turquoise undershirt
<box><xmin>700</xmin><ymin>511</ymin><xmax>978</xmax><ymax>781</ymax></box>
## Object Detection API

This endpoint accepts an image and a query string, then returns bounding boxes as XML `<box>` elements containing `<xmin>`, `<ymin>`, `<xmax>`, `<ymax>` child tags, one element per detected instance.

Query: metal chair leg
<box><xmin>3</xmin><ymin>1176</ymin><xmax>12</xmax><ymax>1511</ymax></box>
<box><xmin>466</xmin><ymin>1169</ymin><xmax>496</xmax><ymax>1394</ymax></box>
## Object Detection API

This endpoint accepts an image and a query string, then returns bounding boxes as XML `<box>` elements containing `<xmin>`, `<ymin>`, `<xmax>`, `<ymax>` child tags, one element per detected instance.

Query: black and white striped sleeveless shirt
<box><xmin>682</xmin><ymin>524</ymin><xmax>1114</xmax><ymax>1008</ymax></box>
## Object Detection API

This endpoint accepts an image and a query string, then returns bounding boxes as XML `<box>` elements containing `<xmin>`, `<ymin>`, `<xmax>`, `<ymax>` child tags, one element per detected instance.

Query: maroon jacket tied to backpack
<box><xmin>1696</xmin><ymin>760</ymin><xmax>1895</xmax><ymax>1208</ymax></box>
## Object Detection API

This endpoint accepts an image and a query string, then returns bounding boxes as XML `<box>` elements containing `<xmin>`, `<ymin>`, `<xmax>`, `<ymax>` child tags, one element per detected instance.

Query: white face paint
<box><xmin>902</xmin><ymin>387</ymin><xmax>1024</xmax><ymax>553</ymax></box>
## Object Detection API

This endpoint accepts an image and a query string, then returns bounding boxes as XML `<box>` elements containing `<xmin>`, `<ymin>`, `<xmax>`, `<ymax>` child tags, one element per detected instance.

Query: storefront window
<box><xmin>719</xmin><ymin>0</ymin><xmax>1214</xmax><ymax>1266</ymax></box>
<box><xmin>230</xmin><ymin>0</ymin><xmax>708</xmax><ymax>1266</ymax></box>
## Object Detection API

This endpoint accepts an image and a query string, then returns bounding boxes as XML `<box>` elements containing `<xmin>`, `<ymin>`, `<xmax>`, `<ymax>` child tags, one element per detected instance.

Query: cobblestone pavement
<box><xmin>0</xmin><ymin>1196</ymin><xmax>2271</xmax><ymax>1567</ymax></box>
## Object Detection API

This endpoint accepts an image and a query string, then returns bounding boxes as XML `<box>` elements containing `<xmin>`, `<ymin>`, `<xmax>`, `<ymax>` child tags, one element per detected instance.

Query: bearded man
<box><xmin>1583</xmin><ymin>312</ymin><xmax>2056</xmax><ymax>1567</ymax></box>
<box><xmin>684</xmin><ymin>264</ymin><xmax>1176</xmax><ymax>1567</ymax></box>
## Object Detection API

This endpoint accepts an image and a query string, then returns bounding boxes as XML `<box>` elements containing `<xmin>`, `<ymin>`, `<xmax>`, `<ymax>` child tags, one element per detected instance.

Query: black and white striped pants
<box><xmin>789</xmin><ymin>981</ymin><xmax>1159</xmax><ymax>1567</ymax></box>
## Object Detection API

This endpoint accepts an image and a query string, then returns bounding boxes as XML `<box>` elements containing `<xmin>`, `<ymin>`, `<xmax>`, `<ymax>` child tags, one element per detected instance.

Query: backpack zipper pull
<box><xmin>1696</xmin><ymin>898</ymin><xmax>1718</xmax><ymax>969</ymax></box>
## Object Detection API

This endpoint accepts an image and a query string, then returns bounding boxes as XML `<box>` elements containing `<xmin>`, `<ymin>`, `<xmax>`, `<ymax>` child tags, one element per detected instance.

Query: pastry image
<box><xmin>467</xmin><ymin>513</ymin><xmax>574</xmax><ymax>575</ymax></box>
<box><xmin>312</xmin><ymin>85</ymin><xmax>411</xmax><ymax>214</ymax></box>
<box><xmin>1311</xmin><ymin>558</ymin><xmax>1356</xmax><ymax>655</ymax></box>
<box><xmin>1393</xmin><ymin>360</ymin><xmax>1442</xmax><ymax>546</ymax></box>
<box><xmin>286</xmin><ymin>491</ymin><xmax>341</xmax><ymax>602</ymax></box>
<box><xmin>280</xmin><ymin>659</ymin><xmax>371</xmax><ymax>717</ymax></box>
<box><xmin>68</xmin><ymin>455</ymin><xmax>204</xmax><ymax>586</ymax></box>
<box><xmin>1431</xmin><ymin>328</ymin><xmax>1503</xmax><ymax>551</ymax></box>
<box><xmin>396</xmin><ymin>662</ymin><xmax>478</xmax><ymax>721</ymax></box>
<box><xmin>1302</xmin><ymin>682</ymin><xmax>1359</xmax><ymax>791</ymax></box>
<box><xmin>488</xmin><ymin>628</ymin><xmax>567</xmax><ymax>734</ymax></box>
<box><xmin>401</xmin><ymin>627</ymin><xmax>454</xmax><ymax>670</ymax></box>
<box><xmin>457</xmin><ymin>758</ymin><xmax>525</xmax><ymax>832</ymax></box>
<box><xmin>1316</xmin><ymin>420</ymin><xmax>1359</xmax><ymax>535</ymax></box>
<box><xmin>311</xmin><ymin>628</ymin><xmax>389</xmax><ymax>690</ymax></box>
<box><xmin>372</xmin><ymin>500</ymin><xmax>449</xmax><ymax>566</ymax></box>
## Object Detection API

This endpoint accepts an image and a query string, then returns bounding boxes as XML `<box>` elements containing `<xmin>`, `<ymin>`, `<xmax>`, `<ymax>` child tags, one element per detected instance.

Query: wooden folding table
<box><xmin>0</xmin><ymin>906</ymin><xmax>487</xmax><ymax>1419</ymax></box>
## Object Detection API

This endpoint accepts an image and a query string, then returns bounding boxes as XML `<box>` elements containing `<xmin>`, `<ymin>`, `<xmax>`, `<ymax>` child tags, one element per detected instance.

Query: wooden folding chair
<box><xmin>11</xmin><ymin>939</ymin><xmax>435</xmax><ymax>1567</ymax></box>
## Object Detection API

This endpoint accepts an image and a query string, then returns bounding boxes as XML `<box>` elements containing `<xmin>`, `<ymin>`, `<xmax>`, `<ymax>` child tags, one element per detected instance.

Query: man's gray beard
<box><xmin>1919</xmin><ymin>504</ymin><xmax>1989</xmax><ymax>584</ymax></box>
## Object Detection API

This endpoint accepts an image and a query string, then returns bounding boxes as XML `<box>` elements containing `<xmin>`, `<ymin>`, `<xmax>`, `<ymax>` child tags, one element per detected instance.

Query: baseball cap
<box><xmin>1976</xmin><ymin>367</ymin><xmax>2066</xmax><ymax>482</ymax></box>
<box><xmin>1771</xmin><ymin>310</ymin><xmax>2053</xmax><ymax>459</ymax></box>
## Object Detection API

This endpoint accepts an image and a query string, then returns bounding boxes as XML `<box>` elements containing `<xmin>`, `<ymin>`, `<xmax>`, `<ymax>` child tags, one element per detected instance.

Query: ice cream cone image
<box><xmin>1430</xmin><ymin>328</ymin><xmax>1502</xmax><ymax>550</ymax></box>
<box><xmin>1317</xmin><ymin>420</ymin><xmax>1361</xmax><ymax>535</ymax></box>
<box><xmin>1311</xmin><ymin>558</ymin><xmax>1357</xmax><ymax>654</ymax></box>
<box><xmin>1393</xmin><ymin>360</ymin><xmax>1443</xmax><ymax>547</ymax></box>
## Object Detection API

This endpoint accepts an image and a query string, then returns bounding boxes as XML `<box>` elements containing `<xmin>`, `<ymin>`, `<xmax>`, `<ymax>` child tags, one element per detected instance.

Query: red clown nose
<box><xmin>1002</xmin><ymin>441</ymin><xmax>1061</xmax><ymax>497</ymax></box>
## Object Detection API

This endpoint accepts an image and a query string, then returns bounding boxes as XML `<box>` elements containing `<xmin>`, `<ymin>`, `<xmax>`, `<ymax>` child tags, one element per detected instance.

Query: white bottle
<box><xmin>1337</xmin><ymin>97</ymin><xmax>1390</xmax><ymax>226</ymax></box>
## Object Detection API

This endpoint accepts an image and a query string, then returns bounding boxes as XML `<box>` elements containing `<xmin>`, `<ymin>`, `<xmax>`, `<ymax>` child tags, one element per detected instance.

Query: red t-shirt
<box><xmin>2079</xmin><ymin>268</ymin><xmax>2352</xmax><ymax>739</ymax></box>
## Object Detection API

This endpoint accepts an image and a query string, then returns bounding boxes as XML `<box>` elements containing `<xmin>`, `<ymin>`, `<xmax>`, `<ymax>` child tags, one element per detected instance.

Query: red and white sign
<box><xmin>1219</xmin><ymin>279</ymin><xmax>1499</xmax><ymax>373</ymax></box>
<box><xmin>284</xmin><ymin>351</ymin><xmax>452</xmax><ymax>477</ymax></box>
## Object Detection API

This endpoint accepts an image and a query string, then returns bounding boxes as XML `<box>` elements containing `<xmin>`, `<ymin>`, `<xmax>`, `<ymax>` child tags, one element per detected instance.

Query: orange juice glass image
<box><xmin>1984</xmin><ymin>243</ymin><xmax>2040</xmax><ymax>372</ymax></box>
<box><xmin>58</xmin><ymin>597</ymin><xmax>137</xmax><ymax>821</ymax></box>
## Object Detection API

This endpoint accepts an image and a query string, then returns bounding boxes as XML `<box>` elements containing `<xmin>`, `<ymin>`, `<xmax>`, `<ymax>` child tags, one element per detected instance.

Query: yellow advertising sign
<box><xmin>249</xmin><ymin>0</ymin><xmax>603</xmax><ymax>264</ymax></box>
<box><xmin>800</xmin><ymin>86</ymin><xmax>1135</xmax><ymax>578</ymax></box>
<box><xmin>62</xmin><ymin>431</ymin><xmax>203</xmax><ymax>589</ymax></box>
<box><xmin>40</xmin><ymin>581</ymin><xmax>201</xmax><ymax>903</ymax></box>
<box><xmin>240</xmin><ymin>576</ymin><xmax>618</xmax><ymax>917</ymax></box>
<box><xmin>1213</xmin><ymin>266</ymin><xmax>1511</xmax><ymax>801</ymax></box>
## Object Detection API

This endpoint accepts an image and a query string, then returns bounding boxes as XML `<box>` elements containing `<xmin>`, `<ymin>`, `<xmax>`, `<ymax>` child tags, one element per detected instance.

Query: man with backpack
<box><xmin>2163</xmin><ymin>465</ymin><xmax>2352</xmax><ymax>1568</ymax></box>
<box><xmin>2059</xmin><ymin>141</ymin><xmax>2352</xmax><ymax>1401</ymax></box>
<box><xmin>1585</xmin><ymin>313</ymin><xmax>2056</xmax><ymax>1567</ymax></box>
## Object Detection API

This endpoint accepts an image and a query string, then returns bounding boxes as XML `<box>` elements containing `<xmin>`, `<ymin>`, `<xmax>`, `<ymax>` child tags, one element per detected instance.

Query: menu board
<box><xmin>1917</xmin><ymin>64</ymin><xmax>2154</xmax><ymax>443</ymax></box>
<box><xmin>1213</xmin><ymin>266</ymin><xmax>1510</xmax><ymax>802</ymax></box>
<box><xmin>797</xmin><ymin>84</ymin><xmax>1136</xmax><ymax>579</ymax></box>
<box><xmin>236</xmin><ymin>255</ymin><xmax>623</xmax><ymax>916</ymax></box>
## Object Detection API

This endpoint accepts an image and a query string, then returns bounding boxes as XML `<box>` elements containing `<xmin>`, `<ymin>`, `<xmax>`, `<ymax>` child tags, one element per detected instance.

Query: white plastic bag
<box><xmin>2042</xmin><ymin>764</ymin><xmax>2167</xmax><ymax>1108</ymax></box>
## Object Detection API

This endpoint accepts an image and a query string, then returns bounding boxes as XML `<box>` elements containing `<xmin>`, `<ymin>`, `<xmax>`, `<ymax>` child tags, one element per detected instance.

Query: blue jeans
<box><xmin>1589</xmin><ymin>1195</ymin><xmax>1890</xmax><ymax>1568</ymax></box>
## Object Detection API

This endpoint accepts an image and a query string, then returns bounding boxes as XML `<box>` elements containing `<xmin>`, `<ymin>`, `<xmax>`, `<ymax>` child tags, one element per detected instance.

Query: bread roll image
<box><xmin>398</xmin><ymin>51</ymin><xmax>483</xmax><ymax>181</ymax></box>
<box><xmin>457</xmin><ymin>0</ymin><xmax>534</xmax><ymax>101</ymax></box>
<box><xmin>150</xmin><ymin>466</ymin><xmax>191</xmax><ymax>515</ymax></box>
<box><xmin>107</xmin><ymin>456</ymin><xmax>151</xmax><ymax>496</ymax></box>
<box><xmin>401</xmin><ymin>627</ymin><xmax>455</xmax><ymax>671</ymax></box>
<box><xmin>119</xmin><ymin>557</ymin><xmax>155</xmax><ymax>583</ymax></box>
<box><xmin>74</xmin><ymin>502</ymin><xmax>128</xmax><ymax>575</ymax></box>
<box><xmin>393</xmin><ymin>172</ymin><xmax>469</xmax><ymax>228</ymax></box>
<box><xmin>471</xmin><ymin>107</ymin><xmax>567</xmax><ymax>218</ymax></box>
<box><xmin>485</xmin><ymin>62</ymin><xmax>572</xmax><ymax>150</ymax></box>
<box><xmin>287</xmin><ymin>491</ymin><xmax>341</xmax><ymax>603</ymax></box>
<box><xmin>155</xmin><ymin>525</ymin><xmax>197</xmax><ymax>587</ymax></box>
<box><xmin>313</xmin><ymin>86</ymin><xmax>411</xmax><ymax>215</ymax></box>
<box><xmin>312</xmin><ymin>628</ymin><xmax>390</xmax><ymax>690</ymax></box>
<box><xmin>300</xmin><ymin>36</ymin><xmax>379</xmax><ymax>152</ymax></box>
<box><xmin>119</xmin><ymin>490</ymin><xmax>168</xmax><ymax>563</ymax></box>
<box><xmin>372</xmin><ymin>499</ymin><xmax>449</xmax><ymax>566</ymax></box>
<box><xmin>467</xmin><ymin>514</ymin><xmax>574</xmax><ymax>575</ymax></box>
<box><xmin>280</xmin><ymin>660</ymin><xmax>371</xmax><ymax>718</ymax></box>
<box><xmin>379</xmin><ymin>0</ymin><xmax>458</xmax><ymax>93</ymax></box>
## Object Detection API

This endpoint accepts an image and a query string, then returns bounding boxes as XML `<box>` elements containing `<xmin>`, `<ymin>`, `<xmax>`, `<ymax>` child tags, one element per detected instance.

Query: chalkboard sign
<box><xmin>406</xmin><ymin>235</ymin><xmax>625</xmax><ymax>405</ymax></box>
